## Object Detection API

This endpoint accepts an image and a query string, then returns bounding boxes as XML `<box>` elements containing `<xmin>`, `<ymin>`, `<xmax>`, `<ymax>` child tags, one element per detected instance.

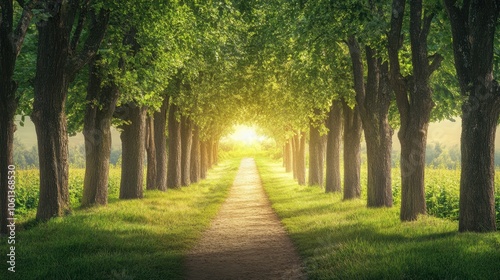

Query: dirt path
<box><xmin>185</xmin><ymin>158</ymin><xmax>306</xmax><ymax>280</ymax></box>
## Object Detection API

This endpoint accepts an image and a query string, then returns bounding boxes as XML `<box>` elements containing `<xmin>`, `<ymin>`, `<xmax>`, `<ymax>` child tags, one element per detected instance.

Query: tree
<box><xmin>118</xmin><ymin>103</ymin><xmax>146</xmax><ymax>199</ymax></box>
<box><xmin>81</xmin><ymin>55</ymin><xmax>119</xmax><ymax>206</ymax></box>
<box><xmin>31</xmin><ymin>1</ymin><xmax>109</xmax><ymax>220</ymax></box>
<box><xmin>0</xmin><ymin>0</ymin><xmax>37</xmax><ymax>234</ymax></box>
<box><xmin>346</xmin><ymin>37</ymin><xmax>393</xmax><ymax>207</ymax></box>
<box><xmin>325</xmin><ymin>101</ymin><xmax>342</xmax><ymax>193</ymax></box>
<box><xmin>167</xmin><ymin>101</ymin><xmax>182</xmax><ymax>189</ymax></box>
<box><xmin>444</xmin><ymin>0</ymin><xmax>499</xmax><ymax>232</ymax></box>
<box><xmin>388</xmin><ymin>0</ymin><xmax>442</xmax><ymax>221</ymax></box>
<box><xmin>342</xmin><ymin>100</ymin><xmax>362</xmax><ymax>200</ymax></box>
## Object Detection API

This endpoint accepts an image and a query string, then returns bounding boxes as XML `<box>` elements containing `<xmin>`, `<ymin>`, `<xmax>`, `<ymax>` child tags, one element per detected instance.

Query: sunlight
<box><xmin>227</xmin><ymin>125</ymin><xmax>266</xmax><ymax>145</ymax></box>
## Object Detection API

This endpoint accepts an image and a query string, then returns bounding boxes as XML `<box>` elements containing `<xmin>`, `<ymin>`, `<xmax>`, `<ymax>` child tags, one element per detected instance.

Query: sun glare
<box><xmin>227</xmin><ymin>125</ymin><xmax>266</xmax><ymax>145</ymax></box>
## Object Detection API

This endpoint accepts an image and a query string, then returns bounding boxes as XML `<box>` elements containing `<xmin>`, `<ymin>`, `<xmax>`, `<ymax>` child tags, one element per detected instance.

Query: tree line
<box><xmin>1</xmin><ymin>0</ymin><xmax>499</xmax><ymax>236</ymax></box>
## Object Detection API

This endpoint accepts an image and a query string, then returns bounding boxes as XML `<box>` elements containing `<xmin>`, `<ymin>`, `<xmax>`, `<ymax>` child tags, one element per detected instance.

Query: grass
<box><xmin>1</xmin><ymin>159</ymin><xmax>240</xmax><ymax>280</ymax></box>
<box><xmin>256</xmin><ymin>157</ymin><xmax>500</xmax><ymax>280</ymax></box>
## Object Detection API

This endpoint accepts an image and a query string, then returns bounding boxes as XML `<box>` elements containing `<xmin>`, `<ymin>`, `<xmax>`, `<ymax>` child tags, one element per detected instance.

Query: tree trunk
<box><xmin>0</xmin><ymin>0</ymin><xmax>38</xmax><ymax>233</ymax></box>
<box><xmin>200</xmin><ymin>141</ymin><xmax>208</xmax><ymax>179</ymax></box>
<box><xmin>347</xmin><ymin>37</ymin><xmax>393</xmax><ymax>207</ymax></box>
<box><xmin>284</xmin><ymin>140</ymin><xmax>293</xmax><ymax>173</ymax></box>
<box><xmin>119</xmin><ymin>104</ymin><xmax>147</xmax><ymax>199</ymax></box>
<box><xmin>308</xmin><ymin>122</ymin><xmax>325</xmax><ymax>186</ymax></box>
<box><xmin>154</xmin><ymin>96</ymin><xmax>169</xmax><ymax>191</ymax></box>
<box><xmin>167</xmin><ymin>103</ymin><xmax>182</xmax><ymax>189</ymax></box>
<box><xmin>213</xmin><ymin>140</ymin><xmax>219</xmax><ymax>166</ymax></box>
<box><xmin>146</xmin><ymin>115</ymin><xmax>157</xmax><ymax>190</ymax></box>
<box><xmin>459</xmin><ymin>105</ymin><xmax>498</xmax><ymax>231</ymax></box>
<box><xmin>190</xmin><ymin>125</ymin><xmax>201</xmax><ymax>183</ymax></box>
<box><xmin>445</xmin><ymin>0</ymin><xmax>499</xmax><ymax>232</ymax></box>
<box><xmin>0</xmin><ymin>95</ymin><xmax>16</xmax><ymax>235</ymax></box>
<box><xmin>207</xmin><ymin>140</ymin><xmax>214</xmax><ymax>169</ymax></box>
<box><xmin>325</xmin><ymin>101</ymin><xmax>342</xmax><ymax>193</ymax></box>
<box><xmin>31</xmin><ymin>10</ymin><xmax>72</xmax><ymax>220</ymax></box>
<box><xmin>296</xmin><ymin>131</ymin><xmax>306</xmax><ymax>185</ymax></box>
<box><xmin>82</xmin><ymin>57</ymin><xmax>120</xmax><ymax>207</ymax></box>
<box><xmin>181</xmin><ymin>116</ymin><xmax>193</xmax><ymax>186</ymax></box>
<box><xmin>342</xmin><ymin>101</ymin><xmax>362</xmax><ymax>200</ymax></box>
<box><xmin>31</xmin><ymin>2</ymin><xmax>109</xmax><ymax>220</ymax></box>
<box><xmin>292</xmin><ymin>133</ymin><xmax>299</xmax><ymax>180</ymax></box>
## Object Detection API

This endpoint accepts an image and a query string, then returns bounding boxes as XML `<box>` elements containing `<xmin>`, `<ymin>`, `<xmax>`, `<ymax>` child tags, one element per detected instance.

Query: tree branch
<box><xmin>13</xmin><ymin>0</ymin><xmax>38</xmax><ymax>55</ymax></box>
<box><xmin>428</xmin><ymin>53</ymin><xmax>443</xmax><ymax>76</ymax></box>
<box><xmin>67</xmin><ymin>8</ymin><xmax>110</xmax><ymax>80</ymax></box>
<box><xmin>420</xmin><ymin>11</ymin><xmax>434</xmax><ymax>42</ymax></box>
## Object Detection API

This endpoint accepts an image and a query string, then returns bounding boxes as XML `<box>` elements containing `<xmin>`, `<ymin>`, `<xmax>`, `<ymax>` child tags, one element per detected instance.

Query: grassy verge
<box><xmin>1</xmin><ymin>159</ymin><xmax>240</xmax><ymax>280</ymax></box>
<box><xmin>256</xmin><ymin>158</ymin><xmax>500</xmax><ymax>280</ymax></box>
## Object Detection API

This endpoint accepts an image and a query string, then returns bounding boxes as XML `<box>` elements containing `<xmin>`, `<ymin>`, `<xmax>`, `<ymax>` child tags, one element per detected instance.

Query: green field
<box><xmin>1</xmin><ymin>159</ymin><xmax>240</xmax><ymax>280</ymax></box>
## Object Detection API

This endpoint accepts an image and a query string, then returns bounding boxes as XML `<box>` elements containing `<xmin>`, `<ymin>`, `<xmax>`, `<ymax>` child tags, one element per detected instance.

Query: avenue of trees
<box><xmin>1</xmin><ymin>0</ymin><xmax>499</xmax><ymax>235</ymax></box>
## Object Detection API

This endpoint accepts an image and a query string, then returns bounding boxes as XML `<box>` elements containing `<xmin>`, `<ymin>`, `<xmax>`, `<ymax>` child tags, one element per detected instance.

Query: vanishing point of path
<box><xmin>185</xmin><ymin>158</ymin><xmax>306</xmax><ymax>280</ymax></box>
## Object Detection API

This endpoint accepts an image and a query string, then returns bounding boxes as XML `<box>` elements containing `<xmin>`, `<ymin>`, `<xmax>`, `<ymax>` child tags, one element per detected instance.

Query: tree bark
<box><xmin>296</xmin><ymin>131</ymin><xmax>306</xmax><ymax>185</ymax></box>
<box><xmin>146</xmin><ymin>115</ymin><xmax>157</xmax><ymax>190</ymax></box>
<box><xmin>82</xmin><ymin>57</ymin><xmax>120</xmax><ymax>207</ymax></box>
<box><xmin>190</xmin><ymin>125</ymin><xmax>201</xmax><ymax>183</ymax></box>
<box><xmin>0</xmin><ymin>98</ymin><xmax>16</xmax><ymax>235</ymax></box>
<box><xmin>154</xmin><ymin>96</ymin><xmax>169</xmax><ymax>191</ymax></box>
<box><xmin>119</xmin><ymin>104</ymin><xmax>147</xmax><ymax>199</ymax></box>
<box><xmin>207</xmin><ymin>140</ymin><xmax>214</xmax><ymax>169</ymax></box>
<box><xmin>284</xmin><ymin>140</ymin><xmax>293</xmax><ymax>173</ymax></box>
<box><xmin>342</xmin><ymin>101</ymin><xmax>362</xmax><ymax>200</ymax></box>
<box><xmin>308</xmin><ymin>122</ymin><xmax>325</xmax><ymax>186</ymax></box>
<box><xmin>167</xmin><ymin>103</ymin><xmax>182</xmax><ymax>189</ymax></box>
<box><xmin>200</xmin><ymin>141</ymin><xmax>208</xmax><ymax>179</ymax></box>
<box><xmin>445</xmin><ymin>0</ymin><xmax>499</xmax><ymax>231</ymax></box>
<box><xmin>0</xmin><ymin>0</ymin><xmax>33</xmax><ymax>233</ymax></box>
<box><xmin>181</xmin><ymin>116</ymin><xmax>193</xmax><ymax>186</ymax></box>
<box><xmin>325</xmin><ymin>101</ymin><xmax>342</xmax><ymax>193</ymax></box>
<box><xmin>347</xmin><ymin>37</ymin><xmax>393</xmax><ymax>207</ymax></box>
<box><xmin>292</xmin><ymin>134</ymin><xmax>298</xmax><ymax>180</ymax></box>
<box><xmin>31</xmin><ymin>3</ymin><xmax>109</xmax><ymax>220</ymax></box>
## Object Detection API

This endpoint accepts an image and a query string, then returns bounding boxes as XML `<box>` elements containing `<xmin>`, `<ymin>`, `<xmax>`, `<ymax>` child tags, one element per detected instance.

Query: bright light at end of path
<box><xmin>228</xmin><ymin>125</ymin><xmax>267</xmax><ymax>145</ymax></box>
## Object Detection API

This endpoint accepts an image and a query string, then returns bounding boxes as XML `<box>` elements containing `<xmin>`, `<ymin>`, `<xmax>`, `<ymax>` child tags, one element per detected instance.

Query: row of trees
<box><xmin>1</xmin><ymin>0</ymin><xmax>498</xmax><ymax>235</ymax></box>
<box><xmin>246</xmin><ymin>0</ymin><xmax>499</xmax><ymax>232</ymax></box>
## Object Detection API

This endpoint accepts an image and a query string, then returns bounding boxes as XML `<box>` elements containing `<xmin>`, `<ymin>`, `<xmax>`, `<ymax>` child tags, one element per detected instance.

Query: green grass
<box><xmin>256</xmin><ymin>158</ymin><xmax>500</xmax><ymax>280</ymax></box>
<box><xmin>1</xmin><ymin>159</ymin><xmax>240</xmax><ymax>280</ymax></box>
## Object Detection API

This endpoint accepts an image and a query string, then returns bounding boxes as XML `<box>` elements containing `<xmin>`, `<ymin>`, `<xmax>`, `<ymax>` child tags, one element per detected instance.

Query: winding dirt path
<box><xmin>185</xmin><ymin>158</ymin><xmax>306</xmax><ymax>280</ymax></box>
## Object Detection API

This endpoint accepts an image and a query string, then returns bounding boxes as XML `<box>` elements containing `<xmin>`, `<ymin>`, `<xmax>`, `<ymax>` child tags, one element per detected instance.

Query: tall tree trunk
<box><xmin>181</xmin><ymin>116</ymin><xmax>193</xmax><ymax>186</ymax></box>
<box><xmin>154</xmin><ymin>96</ymin><xmax>169</xmax><ymax>191</ymax></box>
<box><xmin>389</xmin><ymin>0</ymin><xmax>442</xmax><ymax>221</ymax></box>
<box><xmin>200</xmin><ymin>141</ymin><xmax>208</xmax><ymax>179</ymax></box>
<box><xmin>31</xmin><ymin>3</ymin><xmax>109</xmax><ymax>220</ymax></box>
<box><xmin>167</xmin><ymin>103</ymin><xmax>182</xmax><ymax>189</ymax></box>
<box><xmin>342</xmin><ymin>101</ymin><xmax>362</xmax><ymax>200</ymax></box>
<box><xmin>296</xmin><ymin>131</ymin><xmax>306</xmax><ymax>185</ymax></box>
<box><xmin>325</xmin><ymin>101</ymin><xmax>342</xmax><ymax>193</ymax></box>
<box><xmin>146</xmin><ymin>115</ymin><xmax>157</xmax><ymax>190</ymax></box>
<box><xmin>190</xmin><ymin>125</ymin><xmax>201</xmax><ymax>183</ymax></box>
<box><xmin>207</xmin><ymin>140</ymin><xmax>214</xmax><ymax>169</ymax></box>
<box><xmin>119</xmin><ymin>104</ymin><xmax>147</xmax><ymax>199</ymax></box>
<box><xmin>0</xmin><ymin>97</ymin><xmax>16</xmax><ymax>235</ymax></box>
<box><xmin>292</xmin><ymin>134</ymin><xmax>298</xmax><ymax>180</ymax></box>
<box><xmin>82</xmin><ymin>57</ymin><xmax>120</xmax><ymax>207</ymax></box>
<box><xmin>284</xmin><ymin>140</ymin><xmax>293</xmax><ymax>173</ymax></box>
<box><xmin>31</xmin><ymin>8</ymin><xmax>72</xmax><ymax>220</ymax></box>
<box><xmin>0</xmin><ymin>0</ymin><xmax>35</xmax><ymax>234</ymax></box>
<box><xmin>347</xmin><ymin>37</ymin><xmax>393</xmax><ymax>207</ymax></box>
<box><xmin>308</xmin><ymin>122</ymin><xmax>325</xmax><ymax>186</ymax></box>
<box><xmin>445</xmin><ymin>0</ymin><xmax>499</xmax><ymax>231</ymax></box>
<box><xmin>213</xmin><ymin>140</ymin><xmax>219</xmax><ymax>166</ymax></box>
